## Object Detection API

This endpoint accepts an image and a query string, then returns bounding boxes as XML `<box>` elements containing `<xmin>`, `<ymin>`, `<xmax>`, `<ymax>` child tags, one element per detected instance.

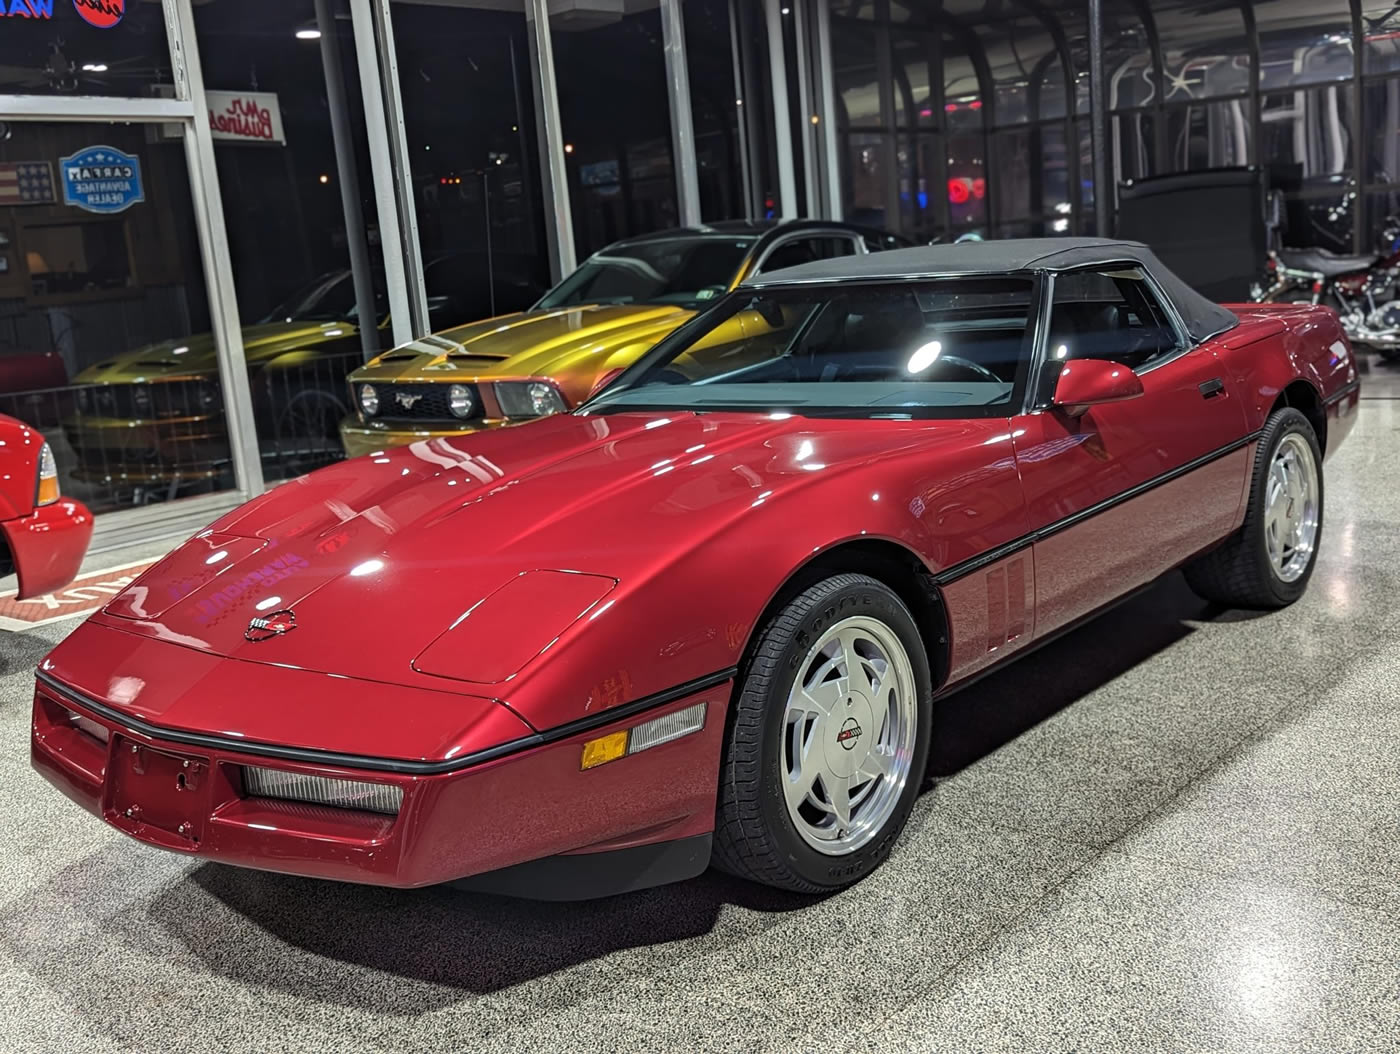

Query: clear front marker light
<box><xmin>448</xmin><ymin>384</ymin><xmax>474</xmax><ymax>418</ymax></box>
<box><xmin>359</xmin><ymin>383</ymin><xmax>379</xmax><ymax>417</ymax></box>
<box><xmin>36</xmin><ymin>442</ymin><xmax>60</xmax><ymax>505</ymax></box>
<box><xmin>242</xmin><ymin>766</ymin><xmax>403</xmax><ymax>815</ymax></box>
<box><xmin>579</xmin><ymin>702</ymin><xmax>707</xmax><ymax>770</ymax></box>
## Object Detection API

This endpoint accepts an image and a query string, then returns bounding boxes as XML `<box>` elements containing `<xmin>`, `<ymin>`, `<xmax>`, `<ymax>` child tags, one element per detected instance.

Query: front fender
<box><xmin>492</xmin><ymin>422</ymin><xmax>1029</xmax><ymax>734</ymax></box>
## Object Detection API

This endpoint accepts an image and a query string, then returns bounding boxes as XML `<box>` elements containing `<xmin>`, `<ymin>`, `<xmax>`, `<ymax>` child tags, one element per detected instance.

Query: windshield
<box><xmin>584</xmin><ymin>278</ymin><xmax>1037</xmax><ymax>418</ymax></box>
<box><xmin>535</xmin><ymin>236</ymin><xmax>756</xmax><ymax>310</ymax></box>
<box><xmin>260</xmin><ymin>273</ymin><xmax>388</xmax><ymax>324</ymax></box>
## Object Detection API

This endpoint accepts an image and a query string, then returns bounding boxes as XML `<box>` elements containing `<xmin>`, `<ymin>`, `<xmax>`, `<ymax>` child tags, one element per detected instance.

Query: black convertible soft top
<box><xmin>744</xmin><ymin>237</ymin><xmax>1239</xmax><ymax>344</ymax></box>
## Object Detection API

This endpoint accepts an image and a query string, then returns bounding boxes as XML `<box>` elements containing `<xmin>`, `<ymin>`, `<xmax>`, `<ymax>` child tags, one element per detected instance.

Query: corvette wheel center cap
<box><xmin>823</xmin><ymin>690</ymin><xmax>875</xmax><ymax>779</ymax></box>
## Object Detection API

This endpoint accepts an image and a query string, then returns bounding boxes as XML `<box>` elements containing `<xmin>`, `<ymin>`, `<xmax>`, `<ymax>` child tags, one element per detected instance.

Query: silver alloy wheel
<box><xmin>781</xmin><ymin>615</ymin><xmax>918</xmax><ymax>855</ymax></box>
<box><xmin>1264</xmin><ymin>432</ymin><xmax>1320</xmax><ymax>583</ymax></box>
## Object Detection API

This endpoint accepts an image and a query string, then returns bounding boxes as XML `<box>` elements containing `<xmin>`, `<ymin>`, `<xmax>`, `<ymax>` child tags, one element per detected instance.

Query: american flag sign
<box><xmin>0</xmin><ymin>162</ymin><xmax>56</xmax><ymax>206</ymax></box>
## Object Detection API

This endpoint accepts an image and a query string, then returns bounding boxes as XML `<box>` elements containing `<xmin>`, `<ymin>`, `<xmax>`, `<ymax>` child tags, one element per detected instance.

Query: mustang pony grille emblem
<box><xmin>395</xmin><ymin>391</ymin><xmax>424</xmax><ymax>410</ymax></box>
<box><xmin>245</xmin><ymin>609</ymin><xmax>297</xmax><ymax>642</ymax></box>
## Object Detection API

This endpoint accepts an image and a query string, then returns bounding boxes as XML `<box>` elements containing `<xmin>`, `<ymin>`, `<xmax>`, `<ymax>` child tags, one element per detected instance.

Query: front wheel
<box><xmin>712</xmin><ymin>573</ymin><xmax>932</xmax><ymax>893</ymax></box>
<box><xmin>1184</xmin><ymin>407</ymin><xmax>1323</xmax><ymax>608</ymax></box>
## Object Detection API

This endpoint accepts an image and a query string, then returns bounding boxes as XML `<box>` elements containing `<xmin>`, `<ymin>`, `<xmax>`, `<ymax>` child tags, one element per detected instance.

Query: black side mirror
<box><xmin>753</xmin><ymin>297</ymin><xmax>784</xmax><ymax>329</ymax></box>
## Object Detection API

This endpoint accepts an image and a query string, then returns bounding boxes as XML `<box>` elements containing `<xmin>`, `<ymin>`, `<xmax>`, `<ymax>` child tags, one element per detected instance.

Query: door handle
<box><xmin>1198</xmin><ymin>378</ymin><xmax>1225</xmax><ymax>399</ymax></box>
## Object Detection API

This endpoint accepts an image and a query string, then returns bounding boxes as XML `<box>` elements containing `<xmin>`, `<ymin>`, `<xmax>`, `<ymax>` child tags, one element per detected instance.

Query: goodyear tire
<box><xmin>1184</xmin><ymin>407</ymin><xmax>1324</xmax><ymax>608</ymax></box>
<box><xmin>712</xmin><ymin>574</ymin><xmax>932</xmax><ymax>893</ymax></box>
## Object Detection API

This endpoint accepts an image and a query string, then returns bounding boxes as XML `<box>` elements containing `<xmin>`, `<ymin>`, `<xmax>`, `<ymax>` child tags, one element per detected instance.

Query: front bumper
<box><xmin>338</xmin><ymin>416</ymin><xmax>503</xmax><ymax>459</ymax></box>
<box><xmin>62</xmin><ymin>414</ymin><xmax>230</xmax><ymax>484</ymax></box>
<box><xmin>31</xmin><ymin>672</ymin><xmax>727</xmax><ymax>894</ymax></box>
<box><xmin>0</xmin><ymin>498</ymin><xmax>93</xmax><ymax>598</ymax></box>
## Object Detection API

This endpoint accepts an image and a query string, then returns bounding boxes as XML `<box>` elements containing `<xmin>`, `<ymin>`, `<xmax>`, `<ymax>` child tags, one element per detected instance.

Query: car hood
<box><xmin>94</xmin><ymin>410</ymin><xmax>948</xmax><ymax>721</ymax></box>
<box><xmin>349</xmin><ymin>304</ymin><xmax>693</xmax><ymax>404</ymax></box>
<box><xmin>73</xmin><ymin>321</ymin><xmax>365</xmax><ymax>383</ymax></box>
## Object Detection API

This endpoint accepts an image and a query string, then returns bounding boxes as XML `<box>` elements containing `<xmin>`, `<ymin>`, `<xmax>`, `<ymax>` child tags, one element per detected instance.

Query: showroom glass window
<box><xmin>0</xmin><ymin>0</ymin><xmax>171</xmax><ymax>97</ymax></box>
<box><xmin>1102</xmin><ymin>3</ymin><xmax>1156</xmax><ymax>190</ymax></box>
<box><xmin>834</xmin><ymin>0</ymin><xmax>995</xmax><ymax>242</ymax></box>
<box><xmin>1254</xmin><ymin>0</ymin><xmax>1358</xmax><ymax>252</ymax></box>
<box><xmin>191</xmin><ymin>0</ymin><xmax>395</xmax><ymax>487</ymax></box>
<box><xmin>1361</xmin><ymin>3</ymin><xmax>1400</xmax><ymax>247</ymax></box>
<box><xmin>970</xmin><ymin>6</ymin><xmax>1075</xmax><ymax>237</ymax></box>
<box><xmin>551</xmin><ymin>6</ymin><xmax>681</xmax><ymax>257</ymax></box>
<box><xmin>387</xmin><ymin>2</ymin><xmax>550</xmax><ymax>322</ymax></box>
<box><xmin>683</xmin><ymin>0</ymin><xmax>746</xmax><ymax>223</ymax></box>
<box><xmin>0</xmin><ymin>2</ymin><xmax>249</xmax><ymax>518</ymax></box>
<box><xmin>1153</xmin><ymin>0</ymin><xmax>1253</xmax><ymax>176</ymax></box>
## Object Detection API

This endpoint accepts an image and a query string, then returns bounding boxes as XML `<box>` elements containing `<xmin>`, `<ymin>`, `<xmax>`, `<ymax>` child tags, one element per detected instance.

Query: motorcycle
<box><xmin>1251</xmin><ymin>213</ymin><xmax>1400</xmax><ymax>359</ymax></box>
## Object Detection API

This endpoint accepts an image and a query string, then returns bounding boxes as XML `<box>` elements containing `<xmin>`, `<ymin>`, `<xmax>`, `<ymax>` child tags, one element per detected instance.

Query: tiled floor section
<box><xmin>3</xmin><ymin>359</ymin><xmax>1399</xmax><ymax>1052</ymax></box>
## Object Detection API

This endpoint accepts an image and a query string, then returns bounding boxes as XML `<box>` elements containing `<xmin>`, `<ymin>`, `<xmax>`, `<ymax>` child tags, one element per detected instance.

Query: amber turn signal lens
<box><xmin>36</xmin><ymin>442</ymin><xmax>60</xmax><ymax>505</ymax></box>
<box><xmin>580</xmin><ymin>730</ymin><xmax>628</xmax><ymax>770</ymax></box>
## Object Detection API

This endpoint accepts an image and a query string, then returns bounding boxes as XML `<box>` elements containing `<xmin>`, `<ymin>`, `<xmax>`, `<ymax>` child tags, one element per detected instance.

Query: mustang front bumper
<box><xmin>31</xmin><ymin>668</ymin><xmax>727</xmax><ymax>896</ymax></box>
<box><xmin>339</xmin><ymin>416</ymin><xmax>505</xmax><ymax>460</ymax></box>
<box><xmin>62</xmin><ymin>414</ymin><xmax>231</xmax><ymax>485</ymax></box>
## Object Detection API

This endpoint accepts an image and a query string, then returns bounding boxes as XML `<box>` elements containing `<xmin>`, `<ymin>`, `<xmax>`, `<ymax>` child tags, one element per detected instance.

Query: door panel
<box><xmin>1013</xmin><ymin>346</ymin><xmax>1250</xmax><ymax>637</ymax></box>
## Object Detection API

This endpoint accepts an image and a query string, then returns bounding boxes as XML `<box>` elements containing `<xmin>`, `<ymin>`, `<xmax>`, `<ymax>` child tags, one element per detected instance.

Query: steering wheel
<box><xmin>933</xmin><ymin>355</ymin><xmax>1002</xmax><ymax>384</ymax></box>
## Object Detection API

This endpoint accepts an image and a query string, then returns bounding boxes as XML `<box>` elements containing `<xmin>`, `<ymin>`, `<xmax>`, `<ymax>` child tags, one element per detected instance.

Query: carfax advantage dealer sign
<box><xmin>59</xmin><ymin>145</ymin><xmax>144</xmax><ymax>214</ymax></box>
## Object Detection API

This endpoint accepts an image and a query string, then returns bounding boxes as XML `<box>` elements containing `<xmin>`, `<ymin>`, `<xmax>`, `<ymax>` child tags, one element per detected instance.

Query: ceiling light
<box><xmin>82</xmin><ymin>63</ymin><xmax>107</xmax><ymax>72</ymax></box>
<box><xmin>296</xmin><ymin>28</ymin><xmax>321</xmax><ymax>40</ymax></box>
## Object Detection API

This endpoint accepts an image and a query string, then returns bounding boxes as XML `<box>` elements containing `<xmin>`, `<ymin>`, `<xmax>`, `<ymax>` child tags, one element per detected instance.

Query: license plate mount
<box><xmin>106</xmin><ymin>737</ymin><xmax>208</xmax><ymax>848</ymax></box>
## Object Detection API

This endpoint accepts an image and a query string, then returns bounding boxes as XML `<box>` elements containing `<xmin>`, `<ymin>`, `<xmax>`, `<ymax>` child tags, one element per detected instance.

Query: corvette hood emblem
<box><xmin>245</xmin><ymin>609</ymin><xmax>297</xmax><ymax>642</ymax></box>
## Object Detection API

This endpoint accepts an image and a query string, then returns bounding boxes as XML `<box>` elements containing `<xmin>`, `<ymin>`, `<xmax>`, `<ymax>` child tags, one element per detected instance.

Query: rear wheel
<box><xmin>712</xmin><ymin>574</ymin><xmax>931</xmax><ymax>892</ymax></box>
<box><xmin>1184</xmin><ymin>407</ymin><xmax>1323</xmax><ymax>608</ymax></box>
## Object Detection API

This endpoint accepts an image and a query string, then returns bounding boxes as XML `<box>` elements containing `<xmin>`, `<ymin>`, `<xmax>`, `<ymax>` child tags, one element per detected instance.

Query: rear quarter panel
<box><xmin>1215</xmin><ymin>305</ymin><xmax>1359</xmax><ymax>454</ymax></box>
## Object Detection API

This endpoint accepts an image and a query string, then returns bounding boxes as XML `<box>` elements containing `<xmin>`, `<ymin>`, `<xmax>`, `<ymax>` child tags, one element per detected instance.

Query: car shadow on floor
<box><xmin>152</xmin><ymin>861</ymin><xmax>815</xmax><ymax>1010</ymax></box>
<box><xmin>926</xmin><ymin>571</ymin><xmax>1210</xmax><ymax>776</ymax></box>
<box><xmin>150</xmin><ymin>574</ymin><xmax>1222</xmax><ymax>1004</ymax></box>
<box><xmin>0</xmin><ymin>629</ymin><xmax>59</xmax><ymax>679</ymax></box>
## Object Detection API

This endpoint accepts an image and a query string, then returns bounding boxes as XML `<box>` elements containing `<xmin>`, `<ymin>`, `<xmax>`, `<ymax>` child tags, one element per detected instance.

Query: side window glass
<box><xmin>1045</xmin><ymin>268</ymin><xmax>1184</xmax><ymax>376</ymax></box>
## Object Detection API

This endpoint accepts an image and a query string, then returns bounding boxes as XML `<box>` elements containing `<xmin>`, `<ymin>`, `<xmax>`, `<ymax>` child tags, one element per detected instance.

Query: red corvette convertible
<box><xmin>0</xmin><ymin>413</ymin><xmax>92</xmax><ymax>600</ymax></box>
<box><xmin>31</xmin><ymin>240</ymin><xmax>1357</xmax><ymax>897</ymax></box>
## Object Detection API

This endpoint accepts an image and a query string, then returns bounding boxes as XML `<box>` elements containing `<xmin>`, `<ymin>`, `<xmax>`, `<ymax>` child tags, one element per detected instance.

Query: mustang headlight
<box><xmin>448</xmin><ymin>383</ymin><xmax>475</xmax><ymax>419</ymax></box>
<box><xmin>528</xmin><ymin>381</ymin><xmax>565</xmax><ymax>416</ymax></box>
<box><xmin>36</xmin><ymin>441</ymin><xmax>60</xmax><ymax>505</ymax></box>
<box><xmin>359</xmin><ymin>383</ymin><xmax>379</xmax><ymax>417</ymax></box>
<box><xmin>494</xmin><ymin>380</ymin><xmax>567</xmax><ymax>419</ymax></box>
<box><xmin>197</xmin><ymin>381</ymin><xmax>219</xmax><ymax>410</ymax></box>
<box><xmin>242</xmin><ymin>766</ymin><xmax>402</xmax><ymax>815</ymax></box>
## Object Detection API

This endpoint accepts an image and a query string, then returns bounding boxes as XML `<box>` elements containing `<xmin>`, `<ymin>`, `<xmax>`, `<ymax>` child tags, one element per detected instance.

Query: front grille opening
<box><xmin>373</xmin><ymin>383</ymin><xmax>484</xmax><ymax>424</ymax></box>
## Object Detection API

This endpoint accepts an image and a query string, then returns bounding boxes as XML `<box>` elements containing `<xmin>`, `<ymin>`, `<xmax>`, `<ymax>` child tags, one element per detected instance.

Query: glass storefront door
<box><xmin>0</xmin><ymin>120</ymin><xmax>236</xmax><ymax>516</ymax></box>
<box><xmin>192</xmin><ymin>0</ymin><xmax>392</xmax><ymax>486</ymax></box>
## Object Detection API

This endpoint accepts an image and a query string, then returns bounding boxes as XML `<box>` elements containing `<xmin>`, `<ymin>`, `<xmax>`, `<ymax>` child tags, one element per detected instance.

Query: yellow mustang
<box><xmin>340</xmin><ymin>221</ymin><xmax>908</xmax><ymax>458</ymax></box>
<box><xmin>61</xmin><ymin>255</ymin><xmax>541</xmax><ymax>493</ymax></box>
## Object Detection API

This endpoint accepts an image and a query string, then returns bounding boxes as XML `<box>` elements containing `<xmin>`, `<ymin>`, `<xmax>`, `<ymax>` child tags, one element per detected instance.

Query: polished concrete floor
<box><xmin>3</xmin><ymin>362</ymin><xmax>1400</xmax><ymax>1053</ymax></box>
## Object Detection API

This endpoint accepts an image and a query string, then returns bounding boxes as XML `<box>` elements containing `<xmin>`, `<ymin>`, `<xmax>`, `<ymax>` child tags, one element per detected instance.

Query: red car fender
<box><xmin>492</xmin><ymin>416</ymin><xmax>1031</xmax><ymax>731</ymax></box>
<box><xmin>1</xmin><ymin>499</ymin><xmax>94</xmax><ymax>599</ymax></box>
<box><xmin>0</xmin><ymin>413</ymin><xmax>93</xmax><ymax>599</ymax></box>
